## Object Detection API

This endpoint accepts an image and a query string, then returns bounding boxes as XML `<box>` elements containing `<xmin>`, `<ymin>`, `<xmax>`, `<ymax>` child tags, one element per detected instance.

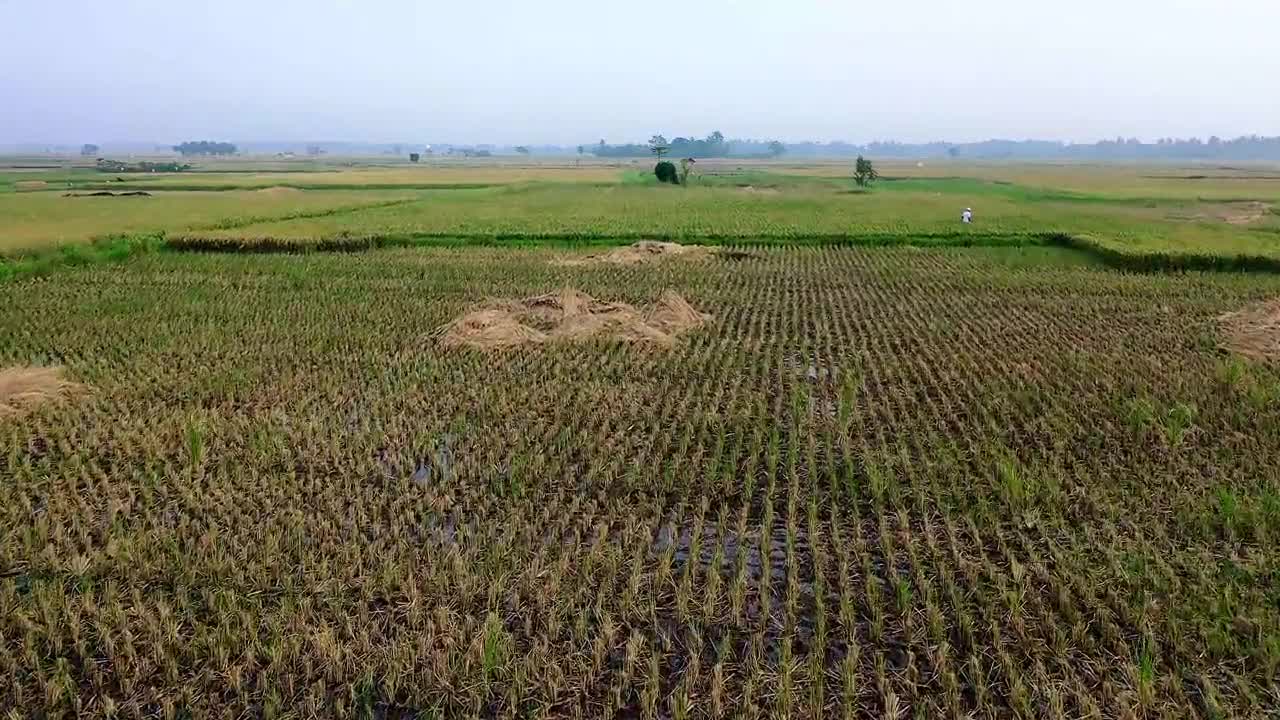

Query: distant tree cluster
<box><xmin>782</xmin><ymin>135</ymin><xmax>1280</xmax><ymax>161</ymax></box>
<box><xmin>173</xmin><ymin>141</ymin><xmax>237</xmax><ymax>156</ymax></box>
<box><xmin>80</xmin><ymin>144</ymin><xmax>100</xmax><ymax>156</ymax></box>
<box><xmin>668</xmin><ymin>131</ymin><xmax>730</xmax><ymax>158</ymax></box>
<box><xmin>595</xmin><ymin>131</ymin><xmax>732</xmax><ymax>158</ymax></box>
<box><xmin>575</xmin><ymin>133</ymin><xmax>1280</xmax><ymax>161</ymax></box>
<box><xmin>591</xmin><ymin>139</ymin><xmax>650</xmax><ymax>157</ymax></box>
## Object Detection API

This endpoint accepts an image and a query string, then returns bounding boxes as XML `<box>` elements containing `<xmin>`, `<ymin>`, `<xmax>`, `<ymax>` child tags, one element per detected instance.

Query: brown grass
<box><xmin>0</xmin><ymin>366</ymin><xmax>82</xmax><ymax>418</ymax></box>
<box><xmin>553</xmin><ymin>241</ymin><xmax>710</xmax><ymax>267</ymax></box>
<box><xmin>1220</xmin><ymin>201</ymin><xmax>1272</xmax><ymax>225</ymax></box>
<box><xmin>1219</xmin><ymin>298</ymin><xmax>1280</xmax><ymax>360</ymax></box>
<box><xmin>1170</xmin><ymin>201</ymin><xmax>1272</xmax><ymax>225</ymax></box>
<box><xmin>15</xmin><ymin>180</ymin><xmax>48</xmax><ymax>190</ymax></box>
<box><xmin>255</xmin><ymin>186</ymin><xmax>304</xmax><ymax>196</ymax></box>
<box><xmin>440</xmin><ymin>289</ymin><xmax>711</xmax><ymax>350</ymax></box>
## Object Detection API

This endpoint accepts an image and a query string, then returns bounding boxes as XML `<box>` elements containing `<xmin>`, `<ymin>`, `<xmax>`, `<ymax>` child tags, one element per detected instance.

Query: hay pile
<box><xmin>0</xmin><ymin>366</ymin><xmax>82</xmax><ymax>418</ymax></box>
<box><xmin>553</xmin><ymin>241</ymin><xmax>710</xmax><ymax>267</ymax></box>
<box><xmin>440</xmin><ymin>289</ymin><xmax>711</xmax><ymax>350</ymax></box>
<box><xmin>1219</xmin><ymin>298</ymin><xmax>1280</xmax><ymax>361</ymax></box>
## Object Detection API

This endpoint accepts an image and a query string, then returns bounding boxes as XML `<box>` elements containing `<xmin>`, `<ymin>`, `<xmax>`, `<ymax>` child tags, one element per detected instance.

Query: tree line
<box><xmin>783</xmin><ymin>136</ymin><xmax>1280</xmax><ymax>161</ymax></box>
<box><xmin>594</xmin><ymin>131</ymin><xmax>738</xmax><ymax>158</ymax></box>
<box><xmin>576</xmin><ymin>134</ymin><xmax>1280</xmax><ymax>161</ymax></box>
<box><xmin>173</xmin><ymin>141</ymin><xmax>237</xmax><ymax>156</ymax></box>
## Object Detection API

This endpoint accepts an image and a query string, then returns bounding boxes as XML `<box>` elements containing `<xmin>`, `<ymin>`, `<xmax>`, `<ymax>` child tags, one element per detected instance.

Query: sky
<box><xmin>3</xmin><ymin>0</ymin><xmax>1278</xmax><ymax>146</ymax></box>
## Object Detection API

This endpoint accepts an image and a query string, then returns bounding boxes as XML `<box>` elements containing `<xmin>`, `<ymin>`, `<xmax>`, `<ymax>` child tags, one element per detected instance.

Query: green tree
<box><xmin>767</xmin><ymin>140</ymin><xmax>786</xmax><ymax>157</ymax></box>
<box><xmin>649</xmin><ymin>134</ymin><xmax>670</xmax><ymax>159</ymax></box>
<box><xmin>854</xmin><ymin>155</ymin><xmax>878</xmax><ymax>187</ymax></box>
<box><xmin>679</xmin><ymin>157</ymin><xmax>696</xmax><ymax>185</ymax></box>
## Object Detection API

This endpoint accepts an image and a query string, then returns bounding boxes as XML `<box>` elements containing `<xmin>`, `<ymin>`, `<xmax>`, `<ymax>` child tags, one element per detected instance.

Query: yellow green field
<box><xmin>0</xmin><ymin>189</ymin><xmax>422</xmax><ymax>253</ymax></box>
<box><xmin>173</xmin><ymin>182</ymin><xmax>1279</xmax><ymax>259</ymax></box>
<box><xmin>4</xmin><ymin>160</ymin><xmax>1278</xmax><ymax>265</ymax></box>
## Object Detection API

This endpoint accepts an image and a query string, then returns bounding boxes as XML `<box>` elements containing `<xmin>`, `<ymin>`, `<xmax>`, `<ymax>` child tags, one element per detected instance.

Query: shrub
<box><xmin>654</xmin><ymin>161</ymin><xmax>679</xmax><ymax>184</ymax></box>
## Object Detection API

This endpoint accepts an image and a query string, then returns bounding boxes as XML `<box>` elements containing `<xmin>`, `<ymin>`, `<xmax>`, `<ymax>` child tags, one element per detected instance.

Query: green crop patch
<box><xmin>0</xmin><ymin>188</ymin><xmax>425</xmax><ymax>255</ymax></box>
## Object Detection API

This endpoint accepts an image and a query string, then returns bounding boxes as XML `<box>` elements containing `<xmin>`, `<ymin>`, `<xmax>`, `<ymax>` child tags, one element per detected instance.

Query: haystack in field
<box><xmin>553</xmin><ymin>241</ymin><xmax>711</xmax><ymax>267</ymax></box>
<box><xmin>440</xmin><ymin>289</ymin><xmax>711</xmax><ymax>350</ymax></box>
<box><xmin>1219</xmin><ymin>298</ymin><xmax>1280</xmax><ymax>361</ymax></box>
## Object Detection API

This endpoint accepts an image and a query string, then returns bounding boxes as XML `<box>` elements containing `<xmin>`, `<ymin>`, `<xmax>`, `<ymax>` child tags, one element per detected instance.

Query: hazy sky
<box><xmin>4</xmin><ymin>0</ymin><xmax>1278</xmax><ymax>145</ymax></box>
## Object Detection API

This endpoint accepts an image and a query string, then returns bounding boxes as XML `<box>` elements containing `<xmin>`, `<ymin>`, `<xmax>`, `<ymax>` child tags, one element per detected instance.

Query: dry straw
<box><xmin>440</xmin><ymin>288</ymin><xmax>711</xmax><ymax>350</ymax></box>
<box><xmin>0</xmin><ymin>366</ymin><xmax>82</xmax><ymax>418</ymax></box>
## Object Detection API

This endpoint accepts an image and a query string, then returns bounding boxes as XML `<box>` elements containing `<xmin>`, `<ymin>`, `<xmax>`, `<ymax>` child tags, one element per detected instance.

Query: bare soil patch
<box><xmin>1171</xmin><ymin>201</ymin><xmax>1272</xmax><ymax>225</ymax></box>
<box><xmin>553</xmin><ymin>241</ymin><xmax>710</xmax><ymax>267</ymax></box>
<box><xmin>1220</xmin><ymin>202</ymin><xmax>1271</xmax><ymax>225</ymax></box>
<box><xmin>440</xmin><ymin>289</ymin><xmax>711</xmax><ymax>350</ymax></box>
<box><xmin>0</xmin><ymin>366</ymin><xmax>83</xmax><ymax>418</ymax></box>
<box><xmin>15</xmin><ymin>180</ymin><xmax>48</xmax><ymax>190</ymax></box>
<box><xmin>1219</xmin><ymin>298</ymin><xmax>1280</xmax><ymax>360</ymax></box>
<box><xmin>256</xmin><ymin>186</ymin><xmax>303</xmax><ymax>196</ymax></box>
<box><xmin>738</xmin><ymin>185</ymin><xmax>779</xmax><ymax>195</ymax></box>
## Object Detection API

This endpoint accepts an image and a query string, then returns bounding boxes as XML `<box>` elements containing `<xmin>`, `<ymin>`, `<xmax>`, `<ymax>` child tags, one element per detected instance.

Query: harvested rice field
<box><xmin>3</xmin><ymin>244</ymin><xmax>1280</xmax><ymax>717</ymax></box>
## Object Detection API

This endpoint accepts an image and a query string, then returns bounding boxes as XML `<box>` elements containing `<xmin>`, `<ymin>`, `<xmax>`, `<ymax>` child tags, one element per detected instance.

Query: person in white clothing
<box><xmin>961</xmin><ymin>207</ymin><xmax>973</xmax><ymax>223</ymax></box>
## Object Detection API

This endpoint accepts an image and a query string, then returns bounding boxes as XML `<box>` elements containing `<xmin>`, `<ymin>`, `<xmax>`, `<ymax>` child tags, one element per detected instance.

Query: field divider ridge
<box><xmin>8</xmin><ymin>230</ymin><xmax>1280</xmax><ymax>283</ymax></box>
<box><xmin>184</xmin><ymin>195</ymin><xmax>430</xmax><ymax>232</ymax></box>
<box><xmin>161</xmin><ymin>230</ymin><xmax>1280</xmax><ymax>273</ymax></box>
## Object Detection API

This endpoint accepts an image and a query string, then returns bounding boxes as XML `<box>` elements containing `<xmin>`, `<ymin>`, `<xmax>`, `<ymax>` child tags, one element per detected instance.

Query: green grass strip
<box><xmin>0</xmin><ymin>233</ymin><xmax>164</xmax><ymax>282</ymax></box>
<box><xmin>70</xmin><ymin>182</ymin><xmax>504</xmax><ymax>192</ymax></box>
